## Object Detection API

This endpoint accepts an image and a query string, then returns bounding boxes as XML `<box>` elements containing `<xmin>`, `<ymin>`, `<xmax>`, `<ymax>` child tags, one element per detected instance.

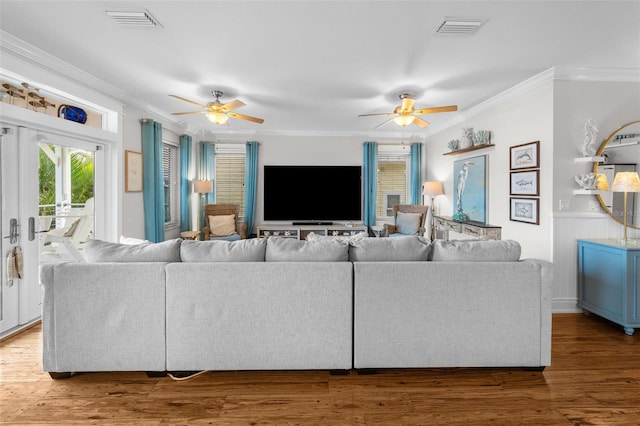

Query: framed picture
<box><xmin>453</xmin><ymin>154</ymin><xmax>487</xmax><ymax>222</ymax></box>
<box><xmin>510</xmin><ymin>170</ymin><xmax>539</xmax><ymax>196</ymax></box>
<box><xmin>125</xmin><ymin>150</ymin><xmax>143</xmax><ymax>192</ymax></box>
<box><xmin>510</xmin><ymin>197</ymin><xmax>539</xmax><ymax>225</ymax></box>
<box><xmin>510</xmin><ymin>141</ymin><xmax>539</xmax><ymax>170</ymax></box>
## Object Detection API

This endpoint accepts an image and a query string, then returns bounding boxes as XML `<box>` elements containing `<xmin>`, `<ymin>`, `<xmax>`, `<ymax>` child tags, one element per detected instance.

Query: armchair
<box><xmin>383</xmin><ymin>204</ymin><xmax>430</xmax><ymax>238</ymax></box>
<box><xmin>202</xmin><ymin>204</ymin><xmax>247</xmax><ymax>241</ymax></box>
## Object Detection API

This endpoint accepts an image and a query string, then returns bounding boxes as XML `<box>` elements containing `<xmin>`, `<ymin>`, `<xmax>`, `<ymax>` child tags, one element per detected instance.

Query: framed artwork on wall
<box><xmin>125</xmin><ymin>150</ymin><xmax>143</xmax><ymax>192</ymax></box>
<box><xmin>510</xmin><ymin>141</ymin><xmax>539</xmax><ymax>170</ymax></box>
<box><xmin>453</xmin><ymin>154</ymin><xmax>487</xmax><ymax>222</ymax></box>
<box><xmin>510</xmin><ymin>197</ymin><xmax>539</xmax><ymax>225</ymax></box>
<box><xmin>510</xmin><ymin>170</ymin><xmax>539</xmax><ymax>196</ymax></box>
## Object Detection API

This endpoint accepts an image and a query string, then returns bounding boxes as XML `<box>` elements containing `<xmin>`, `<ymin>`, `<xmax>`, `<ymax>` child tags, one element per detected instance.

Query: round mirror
<box><xmin>593</xmin><ymin>120</ymin><xmax>640</xmax><ymax>228</ymax></box>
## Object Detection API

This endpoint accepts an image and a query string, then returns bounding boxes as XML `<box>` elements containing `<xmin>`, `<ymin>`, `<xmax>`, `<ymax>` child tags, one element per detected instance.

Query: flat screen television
<box><xmin>263</xmin><ymin>165</ymin><xmax>362</xmax><ymax>222</ymax></box>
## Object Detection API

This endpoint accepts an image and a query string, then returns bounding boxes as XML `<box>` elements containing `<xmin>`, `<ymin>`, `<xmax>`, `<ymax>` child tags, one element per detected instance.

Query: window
<box><xmin>376</xmin><ymin>147</ymin><xmax>410</xmax><ymax>218</ymax></box>
<box><xmin>162</xmin><ymin>142</ymin><xmax>180</xmax><ymax>226</ymax></box>
<box><xmin>215</xmin><ymin>144</ymin><xmax>246</xmax><ymax>217</ymax></box>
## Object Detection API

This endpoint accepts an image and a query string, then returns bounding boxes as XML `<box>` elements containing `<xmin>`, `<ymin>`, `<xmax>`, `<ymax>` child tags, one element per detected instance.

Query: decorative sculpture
<box><xmin>460</xmin><ymin>127</ymin><xmax>474</xmax><ymax>149</ymax></box>
<box><xmin>574</xmin><ymin>172</ymin><xmax>596</xmax><ymax>190</ymax></box>
<box><xmin>582</xmin><ymin>119</ymin><xmax>599</xmax><ymax>157</ymax></box>
<box><xmin>453</xmin><ymin>160</ymin><xmax>475</xmax><ymax>222</ymax></box>
<box><xmin>447</xmin><ymin>139</ymin><xmax>459</xmax><ymax>151</ymax></box>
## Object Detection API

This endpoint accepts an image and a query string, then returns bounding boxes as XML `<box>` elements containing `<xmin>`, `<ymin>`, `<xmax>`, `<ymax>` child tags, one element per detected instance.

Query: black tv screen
<box><xmin>264</xmin><ymin>165</ymin><xmax>362</xmax><ymax>222</ymax></box>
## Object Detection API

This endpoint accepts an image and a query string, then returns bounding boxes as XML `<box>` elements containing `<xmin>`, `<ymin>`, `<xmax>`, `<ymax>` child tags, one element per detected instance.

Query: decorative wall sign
<box><xmin>510</xmin><ymin>197</ymin><xmax>539</xmax><ymax>224</ymax></box>
<box><xmin>510</xmin><ymin>141</ymin><xmax>539</xmax><ymax>170</ymax></box>
<box><xmin>125</xmin><ymin>150</ymin><xmax>143</xmax><ymax>192</ymax></box>
<box><xmin>510</xmin><ymin>170</ymin><xmax>539</xmax><ymax>196</ymax></box>
<box><xmin>453</xmin><ymin>154</ymin><xmax>487</xmax><ymax>222</ymax></box>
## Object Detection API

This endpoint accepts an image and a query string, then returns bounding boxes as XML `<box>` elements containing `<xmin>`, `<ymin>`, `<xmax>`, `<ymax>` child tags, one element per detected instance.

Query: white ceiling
<box><xmin>1</xmin><ymin>0</ymin><xmax>639</xmax><ymax>138</ymax></box>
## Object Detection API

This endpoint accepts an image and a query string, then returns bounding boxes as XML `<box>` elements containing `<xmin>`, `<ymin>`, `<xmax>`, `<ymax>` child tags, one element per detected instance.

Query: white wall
<box><xmin>425</xmin><ymin>81</ymin><xmax>554</xmax><ymax>261</ymax></box>
<box><xmin>121</xmin><ymin>105</ymin><xmax>188</xmax><ymax>241</ymax></box>
<box><xmin>551</xmin><ymin>80</ymin><xmax>640</xmax><ymax>312</ymax></box>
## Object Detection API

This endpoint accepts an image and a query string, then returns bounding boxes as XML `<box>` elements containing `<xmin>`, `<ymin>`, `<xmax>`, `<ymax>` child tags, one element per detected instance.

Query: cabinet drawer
<box><xmin>444</xmin><ymin>221</ymin><xmax>462</xmax><ymax>232</ymax></box>
<box><xmin>462</xmin><ymin>224</ymin><xmax>482</xmax><ymax>237</ymax></box>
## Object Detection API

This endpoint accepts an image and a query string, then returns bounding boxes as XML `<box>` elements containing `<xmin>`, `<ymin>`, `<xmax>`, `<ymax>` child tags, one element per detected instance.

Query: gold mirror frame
<box><xmin>593</xmin><ymin>120</ymin><xmax>640</xmax><ymax>228</ymax></box>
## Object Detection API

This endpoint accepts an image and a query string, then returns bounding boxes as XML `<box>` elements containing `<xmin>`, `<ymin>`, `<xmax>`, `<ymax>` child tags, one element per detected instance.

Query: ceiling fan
<box><xmin>359</xmin><ymin>93</ymin><xmax>457</xmax><ymax>128</ymax></box>
<box><xmin>169</xmin><ymin>90</ymin><xmax>264</xmax><ymax>125</ymax></box>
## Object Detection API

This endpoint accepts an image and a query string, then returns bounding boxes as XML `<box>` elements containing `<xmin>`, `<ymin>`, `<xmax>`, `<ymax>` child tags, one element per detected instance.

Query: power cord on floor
<box><xmin>167</xmin><ymin>370</ymin><xmax>208</xmax><ymax>381</ymax></box>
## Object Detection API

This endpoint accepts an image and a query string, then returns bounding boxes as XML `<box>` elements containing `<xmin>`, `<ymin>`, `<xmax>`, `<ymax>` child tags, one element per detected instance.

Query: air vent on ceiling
<box><xmin>106</xmin><ymin>9</ymin><xmax>162</xmax><ymax>28</ymax></box>
<box><xmin>434</xmin><ymin>17</ymin><xmax>486</xmax><ymax>35</ymax></box>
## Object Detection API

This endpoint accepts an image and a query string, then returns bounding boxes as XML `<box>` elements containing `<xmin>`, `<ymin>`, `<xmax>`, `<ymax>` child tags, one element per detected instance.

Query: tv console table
<box><xmin>257</xmin><ymin>224</ymin><xmax>368</xmax><ymax>240</ymax></box>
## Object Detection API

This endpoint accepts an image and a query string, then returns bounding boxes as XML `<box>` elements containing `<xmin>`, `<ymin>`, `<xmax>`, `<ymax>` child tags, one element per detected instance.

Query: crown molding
<box><xmin>424</xmin><ymin>66</ymin><xmax>640</xmax><ymax>136</ymax></box>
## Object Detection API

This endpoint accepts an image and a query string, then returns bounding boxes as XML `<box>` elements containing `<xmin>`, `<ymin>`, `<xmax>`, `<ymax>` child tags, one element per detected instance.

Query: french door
<box><xmin>0</xmin><ymin>124</ymin><xmax>105</xmax><ymax>337</ymax></box>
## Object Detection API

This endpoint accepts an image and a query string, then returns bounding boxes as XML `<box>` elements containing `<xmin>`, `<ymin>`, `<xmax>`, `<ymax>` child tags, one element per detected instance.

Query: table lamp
<box><xmin>611</xmin><ymin>172</ymin><xmax>640</xmax><ymax>244</ymax></box>
<box><xmin>423</xmin><ymin>181</ymin><xmax>444</xmax><ymax>240</ymax></box>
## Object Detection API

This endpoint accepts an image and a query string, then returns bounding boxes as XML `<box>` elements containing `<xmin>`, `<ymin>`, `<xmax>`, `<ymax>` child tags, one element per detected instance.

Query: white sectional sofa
<box><xmin>40</xmin><ymin>235</ymin><xmax>552</xmax><ymax>378</ymax></box>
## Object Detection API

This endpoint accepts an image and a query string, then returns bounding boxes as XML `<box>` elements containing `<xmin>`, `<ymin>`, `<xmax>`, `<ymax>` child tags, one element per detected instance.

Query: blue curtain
<box><xmin>141</xmin><ymin>119</ymin><xmax>165</xmax><ymax>242</ymax></box>
<box><xmin>179</xmin><ymin>134</ymin><xmax>192</xmax><ymax>232</ymax></box>
<box><xmin>245</xmin><ymin>141</ymin><xmax>259</xmax><ymax>236</ymax></box>
<box><xmin>363</xmin><ymin>141</ymin><xmax>378</xmax><ymax>227</ymax></box>
<box><xmin>199</xmin><ymin>141</ymin><xmax>215</xmax><ymax>228</ymax></box>
<box><xmin>410</xmin><ymin>142</ymin><xmax>423</xmax><ymax>204</ymax></box>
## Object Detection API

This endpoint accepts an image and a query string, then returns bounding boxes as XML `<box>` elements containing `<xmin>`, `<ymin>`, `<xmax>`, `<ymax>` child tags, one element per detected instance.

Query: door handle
<box><xmin>3</xmin><ymin>218</ymin><xmax>19</xmax><ymax>244</ymax></box>
<box><xmin>28</xmin><ymin>217</ymin><xmax>48</xmax><ymax>241</ymax></box>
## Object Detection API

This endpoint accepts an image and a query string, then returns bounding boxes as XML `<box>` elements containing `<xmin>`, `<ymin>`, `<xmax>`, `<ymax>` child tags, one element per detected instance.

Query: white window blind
<box><xmin>376</xmin><ymin>154</ymin><xmax>408</xmax><ymax>218</ymax></box>
<box><xmin>162</xmin><ymin>143</ymin><xmax>180</xmax><ymax>225</ymax></box>
<box><xmin>215</xmin><ymin>154</ymin><xmax>246</xmax><ymax>217</ymax></box>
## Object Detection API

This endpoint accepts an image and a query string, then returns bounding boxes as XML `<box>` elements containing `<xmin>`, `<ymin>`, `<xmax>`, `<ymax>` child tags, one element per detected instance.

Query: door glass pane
<box><xmin>39</xmin><ymin>143</ymin><xmax>94</xmax><ymax>264</ymax></box>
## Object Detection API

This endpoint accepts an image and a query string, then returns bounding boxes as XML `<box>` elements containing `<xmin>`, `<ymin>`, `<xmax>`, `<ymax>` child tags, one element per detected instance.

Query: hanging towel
<box><xmin>13</xmin><ymin>246</ymin><xmax>23</xmax><ymax>279</ymax></box>
<box><xmin>6</xmin><ymin>250</ymin><xmax>15</xmax><ymax>287</ymax></box>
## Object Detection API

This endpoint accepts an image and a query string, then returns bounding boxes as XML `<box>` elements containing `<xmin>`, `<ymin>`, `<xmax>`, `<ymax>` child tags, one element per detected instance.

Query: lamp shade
<box><xmin>393</xmin><ymin>115</ymin><xmax>415</xmax><ymax>126</ymax></box>
<box><xmin>612</xmin><ymin>172</ymin><xmax>640</xmax><ymax>192</ymax></box>
<box><xmin>595</xmin><ymin>173</ymin><xmax>609</xmax><ymax>191</ymax></box>
<box><xmin>423</xmin><ymin>181</ymin><xmax>444</xmax><ymax>196</ymax></box>
<box><xmin>194</xmin><ymin>180</ymin><xmax>213</xmax><ymax>194</ymax></box>
<box><xmin>206</xmin><ymin>111</ymin><xmax>229</xmax><ymax>124</ymax></box>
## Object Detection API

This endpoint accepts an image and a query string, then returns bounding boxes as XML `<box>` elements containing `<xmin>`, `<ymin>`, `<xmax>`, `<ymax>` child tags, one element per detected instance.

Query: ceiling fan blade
<box><xmin>400</xmin><ymin>97</ymin><xmax>415</xmax><ymax>112</ymax></box>
<box><xmin>374</xmin><ymin>118</ymin><xmax>395</xmax><ymax>129</ymax></box>
<box><xmin>221</xmin><ymin>99</ymin><xmax>245</xmax><ymax>112</ymax></box>
<box><xmin>171</xmin><ymin>111</ymin><xmax>206</xmax><ymax>115</ymax></box>
<box><xmin>227</xmin><ymin>112</ymin><xmax>264</xmax><ymax>124</ymax></box>
<box><xmin>413</xmin><ymin>105</ymin><xmax>458</xmax><ymax>115</ymax></box>
<box><xmin>169</xmin><ymin>94</ymin><xmax>206</xmax><ymax>108</ymax></box>
<box><xmin>413</xmin><ymin>117</ymin><xmax>430</xmax><ymax>128</ymax></box>
<box><xmin>358</xmin><ymin>112</ymin><xmax>398</xmax><ymax>117</ymax></box>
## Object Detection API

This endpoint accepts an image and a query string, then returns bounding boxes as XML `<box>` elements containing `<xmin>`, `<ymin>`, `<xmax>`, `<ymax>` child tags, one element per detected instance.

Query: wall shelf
<box><xmin>574</xmin><ymin>156</ymin><xmax>605</xmax><ymax>163</ymax></box>
<box><xmin>443</xmin><ymin>143</ymin><xmax>495</xmax><ymax>156</ymax></box>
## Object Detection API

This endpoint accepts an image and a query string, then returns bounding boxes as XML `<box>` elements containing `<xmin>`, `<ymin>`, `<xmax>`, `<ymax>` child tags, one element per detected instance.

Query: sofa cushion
<box><xmin>265</xmin><ymin>237</ymin><xmax>349</xmax><ymax>262</ymax></box>
<box><xmin>349</xmin><ymin>236</ymin><xmax>430</xmax><ymax>261</ymax></box>
<box><xmin>209</xmin><ymin>214</ymin><xmax>236</xmax><ymax>236</ymax></box>
<box><xmin>180</xmin><ymin>238</ymin><xmax>267</xmax><ymax>262</ymax></box>
<box><xmin>396</xmin><ymin>211</ymin><xmax>422</xmax><ymax>235</ymax></box>
<box><xmin>429</xmin><ymin>239</ymin><xmax>521</xmax><ymax>261</ymax></box>
<box><xmin>84</xmin><ymin>239</ymin><xmax>182</xmax><ymax>262</ymax></box>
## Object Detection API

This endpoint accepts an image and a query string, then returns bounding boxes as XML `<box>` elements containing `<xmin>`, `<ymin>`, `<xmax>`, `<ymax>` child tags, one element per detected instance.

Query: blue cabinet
<box><xmin>578</xmin><ymin>239</ymin><xmax>640</xmax><ymax>335</ymax></box>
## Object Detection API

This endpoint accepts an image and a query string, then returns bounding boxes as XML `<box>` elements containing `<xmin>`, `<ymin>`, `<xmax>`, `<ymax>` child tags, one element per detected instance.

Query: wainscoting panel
<box><xmin>551</xmin><ymin>212</ymin><xmax>640</xmax><ymax>312</ymax></box>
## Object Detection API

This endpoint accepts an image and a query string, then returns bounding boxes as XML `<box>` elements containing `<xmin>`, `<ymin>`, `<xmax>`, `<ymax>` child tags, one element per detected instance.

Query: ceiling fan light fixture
<box><xmin>206</xmin><ymin>111</ymin><xmax>229</xmax><ymax>124</ymax></box>
<box><xmin>393</xmin><ymin>115</ymin><xmax>415</xmax><ymax>126</ymax></box>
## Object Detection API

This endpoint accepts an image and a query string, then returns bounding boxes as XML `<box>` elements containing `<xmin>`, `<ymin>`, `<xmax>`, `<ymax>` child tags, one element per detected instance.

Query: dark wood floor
<box><xmin>1</xmin><ymin>313</ymin><xmax>639</xmax><ymax>425</ymax></box>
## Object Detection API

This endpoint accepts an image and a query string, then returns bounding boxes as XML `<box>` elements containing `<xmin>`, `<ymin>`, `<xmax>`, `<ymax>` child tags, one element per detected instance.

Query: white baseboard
<box><xmin>553</xmin><ymin>298</ymin><xmax>581</xmax><ymax>313</ymax></box>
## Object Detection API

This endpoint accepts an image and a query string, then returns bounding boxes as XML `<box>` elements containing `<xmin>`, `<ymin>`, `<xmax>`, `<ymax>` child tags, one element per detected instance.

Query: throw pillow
<box><xmin>429</xmin><ymin>239</ymin><xmax>522</xmax><ymax>261</ymax></box>
<box><xmin>180</xmin><ymin>238</ymin><xmax>267</xmax><ymax>262</ymax></box>
<box><xmin>84</xmin><ymin>238</ymin><xmax>182</xmax><ymax>262</ymax></box>
<box><xmin>265</xmin><ymin>237</ymin><xmax>349</xmax><ymax>262</ymax></box>
<box><xmin>349</xmin><ymin>236</ymin><xmax>431</xmax><ymax>261</ymax></box>
<box><xmin>209</xmin><ymin>214</ymin><xmax>236</xmax><ymax>236</ymax></box>
<box><xmin>395</xmin><ymin>211</ymin><xmax>422</xmax><ymax>235</ymax></box>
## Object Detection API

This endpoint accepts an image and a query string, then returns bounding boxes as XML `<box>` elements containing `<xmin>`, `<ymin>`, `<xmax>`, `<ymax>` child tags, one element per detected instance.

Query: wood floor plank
<box><xmin>1</xmin><ymin>313</ymin><xmax>639</xmax><ymax>425</ymax></box>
